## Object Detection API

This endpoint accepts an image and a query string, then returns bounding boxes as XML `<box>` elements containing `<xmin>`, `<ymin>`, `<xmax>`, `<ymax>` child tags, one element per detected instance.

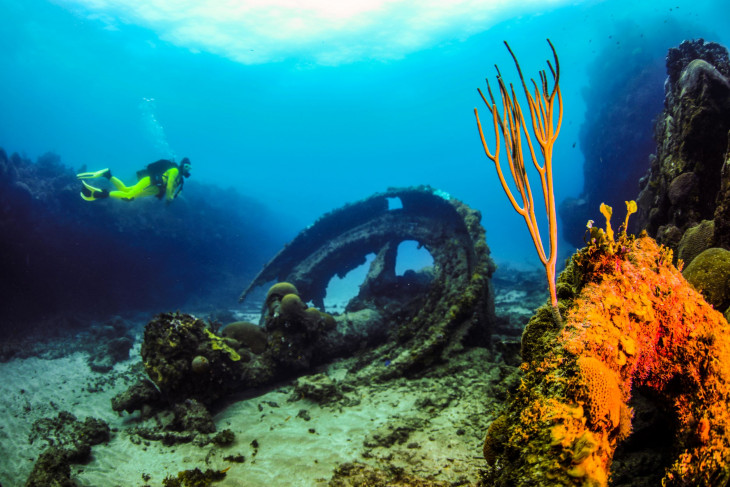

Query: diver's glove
<box><xmin>76</xmin><ymin>168</ymin><xmax>111</xmax><ymax>180</ymax></box>
<box><xmin>80</xmin><ymin>180</ymin><xmax>110</xmax><ymax>201</ymax></box>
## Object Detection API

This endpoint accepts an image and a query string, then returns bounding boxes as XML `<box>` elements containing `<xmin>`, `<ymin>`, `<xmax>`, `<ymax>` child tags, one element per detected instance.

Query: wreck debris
<box><xmin>240</xmin><ymin>185</ymin><xmax>497</xmax><ymax>378</ymax></box>
<box><xmin>122</xmin><ymin>187</ymin><xmax>496</xmax><ymax>413</ymax></box>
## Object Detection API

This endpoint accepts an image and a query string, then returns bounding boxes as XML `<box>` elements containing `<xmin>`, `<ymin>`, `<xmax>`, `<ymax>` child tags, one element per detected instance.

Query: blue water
<box><xmin>1</xmin><ymin>0</ymin><xmax>728</xmax><ymax>267</ymax></box>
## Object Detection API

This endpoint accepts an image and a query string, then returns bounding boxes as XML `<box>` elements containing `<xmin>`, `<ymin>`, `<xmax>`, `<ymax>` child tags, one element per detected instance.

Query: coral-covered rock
<box><xmin>111</xmin><ymin>378</ymin><xmax>164</xmax><ymax>415</ymax></box>
<box><xmin>25</xmin><ymin>448</ymin><xmax>76</xmax><ymax>487</ymax></box>
<box><xmin>655</xmin><ymin>224</ymin><xmax>683</xmax><ymax>252</ymax></box>
<box><xmin>682</xmin><ymin>247</ymin><xmax>730</xmax><ymax>313</ymax></box>
<box><xmin>635</xmin><ymin>40</ymin><xmax>730</xmax><ymax>256</ymax></box>
<box><xmin>82</xmin><ymin>317</ymin><xmax>135</xmax><ymax>373</ymax></box>
<box><xmin>169</xmin><ymin>398</ymin><xmax>216</xmax><ymax>434</ymax></box>
<box><xmin>29</xmin><ymin>411</ymin><xmax>110</xmax><ymax>460</ymax></box>
<box><xmin>677</xmin><ymin>219</ymin><xmax>715</xmax><ymax>266</ymax></box>
<box><xmin>666</xmin><ymin>38</ymin><xmax>730</xmax><ymax>85</ymax></box>
<box><xmin>26</xmin><ymin>411</ymin><xmax>110</xmax><ymax>487</ymax></box>
<box><xmin>293</xmin><ymin>373</ymin><xmax>343</xmax><ymax>404</ymax></box>
<box><xmin>141</xmin><ymin>312</ymin><xmax>275</xmax><ymax>405</ymax></box>
<box><xmin>329</xmin><ymin>461</ymin><xmax>450</xmax><ymax>487</ymax></box>
<box><xmin>162</xmin><ymin>467</ymin><xmax>228</xmax><ymax>486</ymax></box>
<box><xmin>483</xmin><ymin>227</ymin><xmax>730</xmax><ymax>486</ymax></box>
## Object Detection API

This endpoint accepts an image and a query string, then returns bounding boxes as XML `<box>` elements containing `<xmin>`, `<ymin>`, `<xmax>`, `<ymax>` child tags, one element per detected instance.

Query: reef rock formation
<box><xmin>635</xmin><ymin>39</ymin><xmax>730</xmax><ymax>263</ymax></box>
<box><xmin>138</xmin><ymin>312</ymin><xmax>275</xmax><ymax>405</ymax></box>
<box><xmin>482</xmin><ymin>215</ymin><xmax>730</xmax><ymax>486</ymax></box>
<box><xmin>126</xmin><ymin>187</ymin><xmax>496</xmax><ymax>408</ymax></box>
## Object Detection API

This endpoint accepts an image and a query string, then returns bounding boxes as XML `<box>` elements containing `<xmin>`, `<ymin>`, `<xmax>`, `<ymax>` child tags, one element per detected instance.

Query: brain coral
<box><xmin>280</xmin><ymin>293</ymin><xmax>306</xmax><ymax>319</ymax></box>
<box><xmin>676</xmin><ymin>219</ymin><xmax>714</xmax><ymax>266</ymax></box>
<box><xmin>221</xmin><ymin>321</ymin><xmax>268</xmax><ymax>354</ymax></box>
<box><xmin>682</xmin><ymin>247</ymin><xmax>730</xmax><ymax>314</ymax></box>
<box><xmin>266</xmin><ymin>282</ymin><xmax>299</xmax><ymax>302</ymax></box>
<box><xmin>483</xmin><ymin>231</ymin><xmax>730</xmax><ymax>486</ymax></box>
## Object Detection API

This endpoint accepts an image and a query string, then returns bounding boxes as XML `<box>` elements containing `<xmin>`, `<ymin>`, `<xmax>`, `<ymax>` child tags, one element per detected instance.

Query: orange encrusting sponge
<box><xmin>484</xmin><ymin>229</ymin><xmax>730</xmax><ymax>486</ymax></box>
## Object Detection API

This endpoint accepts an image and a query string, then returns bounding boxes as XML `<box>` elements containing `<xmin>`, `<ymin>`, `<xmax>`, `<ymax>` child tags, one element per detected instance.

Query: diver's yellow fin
<box><xmin>76</xmin><ymin>168</ymin><xmax>111</xmax><ymax>180</ymax></box>
<box><xmin>80</xmin><ymin>180</ymin><xmax>109</xmax><ymax>201</ymax></box>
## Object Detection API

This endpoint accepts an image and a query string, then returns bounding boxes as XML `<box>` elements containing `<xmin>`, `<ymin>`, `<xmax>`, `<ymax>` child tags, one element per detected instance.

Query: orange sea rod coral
<box><xmin>475</xmin><ymin>39</ymin><xmax>563</xmax><ymax>316</ymax></box>
<box><xmin>483</xmin><ymin>222</ymin><xmax>730</xmax><ymax>486</ymax></box>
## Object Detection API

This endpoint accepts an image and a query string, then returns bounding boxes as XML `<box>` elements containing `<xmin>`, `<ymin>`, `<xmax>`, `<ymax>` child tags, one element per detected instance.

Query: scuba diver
<box><xmin>77</xmin><ymin>158</ymin><xmax>191</xmax><ymax>203</ymax></box>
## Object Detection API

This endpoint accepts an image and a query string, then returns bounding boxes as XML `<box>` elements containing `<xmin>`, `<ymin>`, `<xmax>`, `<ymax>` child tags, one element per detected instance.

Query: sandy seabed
<box><xmin>0</xmin><ymin>329</ymin><xmax>507</xmax><ymax>487</ymax></box>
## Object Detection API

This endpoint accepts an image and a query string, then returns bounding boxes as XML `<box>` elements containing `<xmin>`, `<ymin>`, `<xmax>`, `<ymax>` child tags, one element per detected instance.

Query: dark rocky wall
<box><xmin>0</xmin><ymin>148</ymin><xmax>287</xmax><ymax>336</ymax></box>
<box><xmin>634</xmin><ymin>39</ymin><xmax>730</xmax><ymax>257</ymax></box>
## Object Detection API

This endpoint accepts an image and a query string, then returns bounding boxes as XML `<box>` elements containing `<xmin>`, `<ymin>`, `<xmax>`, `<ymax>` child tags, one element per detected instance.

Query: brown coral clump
<box><xmin>264</xmin><ymin>281</ymin><xmax>300</xmax><ymax>316</ymax></box>
<box><xmin>191</xmin><ymin>355</ymin><xmax>210</xmax><ymax>374</ymax></box>
<box><xmin>221</xmin><ymin>321</ymin><xmax>268</xmax><ymax>354</ymax></box>
<box><xmin>483</xmin><ymin>230</ymin><xmax>730</xmax><ymax>486</ymax></box>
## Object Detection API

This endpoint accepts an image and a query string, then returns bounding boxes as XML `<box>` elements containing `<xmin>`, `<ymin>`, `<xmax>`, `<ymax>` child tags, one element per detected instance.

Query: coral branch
<box><xmin>475</xmin><ymin>39</ymin><xmax>562</xmax><ymax>315</ymax></box>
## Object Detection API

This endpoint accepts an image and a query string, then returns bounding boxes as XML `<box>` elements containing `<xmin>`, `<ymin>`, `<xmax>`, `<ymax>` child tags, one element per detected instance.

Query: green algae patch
<box><xmin>204</xmin><ymin>329</ymin><xmax>241</xmax><ymax>362</ymax></box>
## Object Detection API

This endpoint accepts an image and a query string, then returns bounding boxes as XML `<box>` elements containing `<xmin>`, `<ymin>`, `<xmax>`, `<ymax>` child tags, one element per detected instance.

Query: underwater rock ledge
<box><xmin>481</xmin><ymin>227</ymin><xmax>730</xmax><ymax>486</ymax></box>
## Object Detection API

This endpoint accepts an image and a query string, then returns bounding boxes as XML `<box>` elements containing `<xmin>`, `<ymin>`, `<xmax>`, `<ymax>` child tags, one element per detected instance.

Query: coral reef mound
<box><xmin>483</xmin><ymin>229</ymin><xmax>730</xmax><ymax>486</ymax></box>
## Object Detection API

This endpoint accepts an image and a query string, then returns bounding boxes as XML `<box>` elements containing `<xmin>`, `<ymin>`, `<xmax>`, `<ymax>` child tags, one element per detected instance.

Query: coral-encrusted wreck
<box><xmin>122</xmin><ymin>186</ymin><xmax>496</xmax><ymax>409</ymax></box>
<box><xmin>240</xmin><ymin>185</ymin><xmax>497</xmax><ymax>378</ymax></box>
